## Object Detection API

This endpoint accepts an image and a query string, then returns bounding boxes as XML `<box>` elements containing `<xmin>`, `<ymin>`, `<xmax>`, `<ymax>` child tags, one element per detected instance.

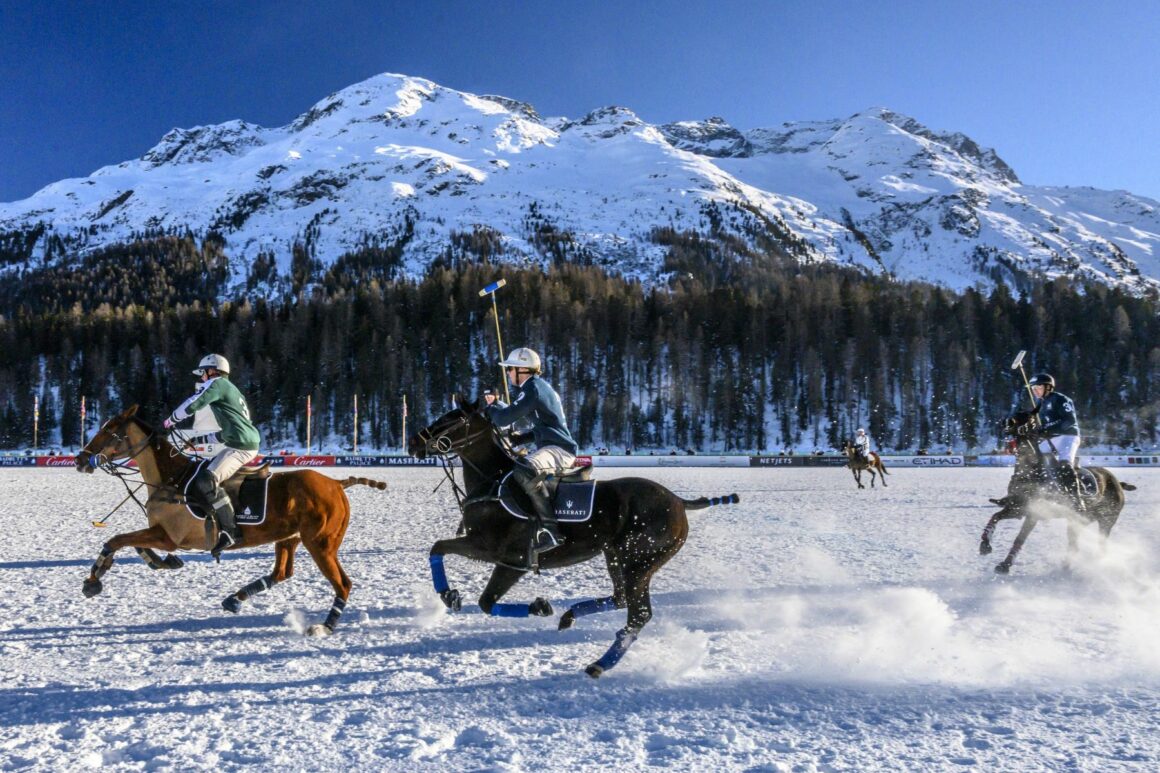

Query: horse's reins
<box><xmin>419</xmin><ymin>414</ymin><xmax>512</xmax><ymax>512</ymax></box>
<box><xmin>85</xmin><ymin>423</ymin><xmax>200</xmax><ymax>527</ymax></box>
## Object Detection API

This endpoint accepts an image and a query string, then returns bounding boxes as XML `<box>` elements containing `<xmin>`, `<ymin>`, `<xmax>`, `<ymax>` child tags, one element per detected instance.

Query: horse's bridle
<box><xmin>417</xmin><ymin>412</ymin><xmax>494</xmax><ymax>458</ymax></box>
<box><xmin>84</xmin><ymin>423</ymin><xmax>155</xmax><ymax>477</ymax></box>
<box><xmin>82</xmin><ymin>419</ymin><xmax>203</xmax><ymax>525</ymax></box>
<box><xmin>417</xmin><ymin>411</ymin><xmax>514</xmax><ymax>513</ymax></box>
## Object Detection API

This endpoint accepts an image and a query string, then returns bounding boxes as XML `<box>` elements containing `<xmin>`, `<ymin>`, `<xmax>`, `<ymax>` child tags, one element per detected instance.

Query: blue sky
<box><xmin>2</xmin><ymin>0</ymin><xmax>1157</xmax><ymax>202</ymax></box>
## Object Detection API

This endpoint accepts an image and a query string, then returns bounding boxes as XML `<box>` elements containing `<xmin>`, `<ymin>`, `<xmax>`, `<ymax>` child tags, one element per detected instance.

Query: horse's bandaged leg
<box><xmin>489</xmin><ymin>603</ymin><xmax>531</xmax><ymax>617</ymax></box>
<box><xmin>594</xmin><ymin>627</ymin><xmax>638</xmax><ymax>672</ymax></box>
<box><xmin>569</xmin><ymin>596</ymin><xmax>618</xmax><ymax>619</ymax></box>
<box><xmin>429</xmin><ymin>554</ymin><xmax>450</xmax><ymax>593</ymax></box>
<box><xmin>322</xmin><ymin>596</ymin><xmax>347</xmax><ymax>631</ymax></box>
<box><xmin>237</xmin><ymin>574</ymin><xmax>274</xmax><ymax>601</ymax></box>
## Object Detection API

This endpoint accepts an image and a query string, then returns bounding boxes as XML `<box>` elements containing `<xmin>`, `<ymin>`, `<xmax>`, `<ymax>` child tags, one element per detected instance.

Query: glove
<box><xmin>1016</xmin><ymin>423</ymin><xmax>1031</xmax><ymax>437</ymax></box>
<box><xmin>163</xmin><ymin>417</ymin><xmax>175</xmax><ymax>430</ymax></box>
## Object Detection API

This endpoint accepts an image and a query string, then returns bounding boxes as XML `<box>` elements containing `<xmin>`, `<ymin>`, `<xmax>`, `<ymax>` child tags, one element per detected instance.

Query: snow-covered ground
<box><xmin>2</xmin><ymin>466</ymin><xmax>1158</xmax><ymax>771</ymax></box>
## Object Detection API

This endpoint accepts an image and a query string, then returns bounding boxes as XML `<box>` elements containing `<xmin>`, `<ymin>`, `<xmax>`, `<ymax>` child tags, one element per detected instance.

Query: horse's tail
<box><xmin>339</xmin><ymin>477</ymin><xmax>388</xmax><ymax>491</ymax></box>
<box><xmin>681</xmin><ymin>493</ymin><xmax>740</xmax><ymax>510</ymax></box>
<box><xmin>1121</xmin><ymin>482</ymin><xmax>1137</xmax><ymax>492</ymax></box>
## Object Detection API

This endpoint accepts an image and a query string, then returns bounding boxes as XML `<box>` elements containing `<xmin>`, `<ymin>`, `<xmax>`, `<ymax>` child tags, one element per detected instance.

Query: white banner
<box><xmin>589</xmin><ymin>455</ymin><xmax>751</xmax><ymax>468</ymax></box>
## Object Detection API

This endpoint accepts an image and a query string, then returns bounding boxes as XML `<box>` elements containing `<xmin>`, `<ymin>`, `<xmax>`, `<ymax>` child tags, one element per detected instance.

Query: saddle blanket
<box><xmin>183</xmin><ymin>460</ymin><xmax>270</xmax><ymax>525</ymax></box>
<box><xmin>498</xmin><ymin>473</ymin><xmax>597</xmax><ymax>523</ymax></box>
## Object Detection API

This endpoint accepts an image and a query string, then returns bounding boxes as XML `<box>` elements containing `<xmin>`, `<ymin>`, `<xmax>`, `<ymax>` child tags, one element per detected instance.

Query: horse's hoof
<box><xmin>529</xmin><ymin>598</ymin><xmax>553</xmax><ymax>617</ymax></box>
<box><xmin>558</xmin><ymin>611</ymin><xmax>576</xmax><ymax>631</ymax></box>
<box><xmin>585</xmin><ymin>663</ymin><xmax>604</xmax><ymax>678</ymax></box>
<box><xmin>440</xmin><ymin>589</ymin><xmax>462</xmax><ymax>612</ymax></box>
<box><xmin>306</xmin><ymin>624</ymin><xmax>333</xmax><ymax>637</ymax></box>
<box><xmin>994</xmin><ymin>562</ymin><xmax>1011</xmax><ymax>575</ymax></box>
<box><xmin>222</xmin><ymin>596</ymin><xmax>242</xmax><ymax>614</ymax></box>
<box><xmin>163</xmin><ymin>554</ymin><xmax>185</xmax><ymax>570</ymax></box>
<box><xmin>81</xmin><ymin>579</ymin><xmax>103</xmax><ymax>598</ymax></box>
<box><xmin>979</xmin><ymin>541</ymin><xmax>993</xmax><ymax>555</ymax></box>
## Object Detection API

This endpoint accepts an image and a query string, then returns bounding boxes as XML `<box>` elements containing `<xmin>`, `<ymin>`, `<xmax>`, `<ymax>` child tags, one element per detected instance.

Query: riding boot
<box><xmin>209</xmin><ymin>490</ymin><xmax>241</xmax><ymax>561</ymax></box>
<box><xmin>528</xmin><ymin>486</ymin><xmax>563</xmax><ymax>553</ymax></box>
<box><xmin>514</xmin><ymin>463</ymin><xmax>564</xmax><ymax>559</ymax></box>
<box><xmin>1057</xmin><ymin>462</ymin><xmax>1086</xmax><ymax>512</ymax></box>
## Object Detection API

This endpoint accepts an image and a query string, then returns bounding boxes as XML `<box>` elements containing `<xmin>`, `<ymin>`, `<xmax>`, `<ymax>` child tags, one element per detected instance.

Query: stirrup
<box><xmin>211</xmin><ymin>531</ymin><xmax>236</xmax><ymax>562</ymax></box>
<box><xmin>534</xmin><ymin>527</ymin><xmax>563</xmax><ymax>552</ymax></box>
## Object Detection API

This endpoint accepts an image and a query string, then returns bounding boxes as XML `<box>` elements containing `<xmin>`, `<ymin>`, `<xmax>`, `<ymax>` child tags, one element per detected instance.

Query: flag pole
<box><xmin>478</xmin><ymin>278</ymin><xmax>510</xmax><ymax>402</ymax></box>
<box><xmin>401</xmin><ymin>394</ymin><xmax>408</xmax><ymax>453</ymax></box>
<box><xmin>80</xmin><ymin>395</ymin><xmax>86</xmax><ymax>450</ymax></box>
<box><xmin>306</xmin><ymin>394</ymin><xmax>312</xmax><ymax>454</ymax></box>
<box><xmin>353</xmin><ymin>394</ymin><xmax>359</xmax><ymax>454</ymax></box>
<box><xmin>33</xmin><ymin>394</ymin><xmax>39</xmax><ymax>450</ymax></box>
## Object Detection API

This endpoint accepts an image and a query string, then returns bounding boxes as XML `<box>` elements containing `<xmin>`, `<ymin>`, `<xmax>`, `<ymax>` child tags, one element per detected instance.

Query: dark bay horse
<box><xmin>980</xmin><ymin>411</ymin><xmax>1134</xmax><ymax>574</ymax></box>
<box><xmin>841</xmin><ymin>441</ymin><xmax>889</xmax><ymax>488</ymax></box>
<box><xmin>408</xmin><ymin>397</ymin><xmax>739</xmax><ymax>678</ymax></box>
<box><xmin>75</xmin><ymin>405</ymin><xmax>386</xmax><ymax>634</ymax></box>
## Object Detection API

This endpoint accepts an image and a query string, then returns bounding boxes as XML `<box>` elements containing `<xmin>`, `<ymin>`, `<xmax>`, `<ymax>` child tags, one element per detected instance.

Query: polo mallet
<box><xmin>1010</xmin><ymin>350</ymin><xmax>1036</xmax><ymax>408</ymax></box>
<box><xmin>478</xmin><ymin>279</ymin><xmax>511</xmax><ymax>402</ymax></box>
<box><xmin>1010</xmin><ymin>350</ymin><xmax>1042</xmax><ymax>431</ymax></box>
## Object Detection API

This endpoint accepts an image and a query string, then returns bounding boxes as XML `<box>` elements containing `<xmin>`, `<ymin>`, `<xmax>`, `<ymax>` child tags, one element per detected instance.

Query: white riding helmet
<box><xmin>193</xmin><ymin>353</ymin><xmax>230</xmax><ymax>376</ymax></box>
<box><xmin>498</xmin><ymin>347</ymin><xmax>542</xmax><ymax>373</ymax></box>
<box><xmin>856</xmin><ymin>428</ymin><xmax>865</xmax><ymax>435</ymax></box>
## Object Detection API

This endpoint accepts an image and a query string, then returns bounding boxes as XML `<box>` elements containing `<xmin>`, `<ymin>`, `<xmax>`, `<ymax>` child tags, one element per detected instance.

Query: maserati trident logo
<box><xmin>566</xmin><ymin>499</ymin><xmax>574</xmax><ymax>508</ymax></box>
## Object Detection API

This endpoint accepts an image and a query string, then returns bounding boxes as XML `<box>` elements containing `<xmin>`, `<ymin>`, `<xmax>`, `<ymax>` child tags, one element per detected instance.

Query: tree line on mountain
<box><xmin>1</xmin><ymin>230</ymin><xmax>1158</xmax><ymax>453</ymax></box>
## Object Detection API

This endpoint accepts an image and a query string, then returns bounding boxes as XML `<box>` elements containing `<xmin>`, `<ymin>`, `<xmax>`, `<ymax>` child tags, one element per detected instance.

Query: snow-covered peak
<box><xmin>659</xmin><ymin>117</ymin><xmax>752</xmax><ymax>158</ymax></box>
<box><xmin>140</xmin><ymin>120</ymin><xmax>269</xmax><ymax>168</ymax></box>
<box><xmin>1</xmin><ymin>73</ymin><xmax>1158</xmax><ymax>297</ymax></box>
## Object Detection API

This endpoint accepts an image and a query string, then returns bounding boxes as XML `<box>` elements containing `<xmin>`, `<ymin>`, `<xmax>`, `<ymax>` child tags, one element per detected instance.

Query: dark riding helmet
<box><xmin>1028</xmin><ymin>373</ymin><xmax>1055</xmax><ymax>389</ymax></box>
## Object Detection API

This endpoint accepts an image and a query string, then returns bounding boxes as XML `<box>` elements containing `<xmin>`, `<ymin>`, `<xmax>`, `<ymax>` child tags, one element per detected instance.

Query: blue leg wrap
<box><xmin>489</xmin><ymin>603</ymin><xmax>530</xmax><ymax>618</ymax></box>
<box><xmin>429</xmin><ymin>554</ymin><xmax>449</xmax><ymax>594</ymax></box>
<box><xmin>595</xmin><ymin>628</ymin><xmax>638</xmax><ymax>672</ymax></box>
<box><xmin>569</xmin><ymin>596</ymin><xmax>617</xmax><ymax>619</ymax></box>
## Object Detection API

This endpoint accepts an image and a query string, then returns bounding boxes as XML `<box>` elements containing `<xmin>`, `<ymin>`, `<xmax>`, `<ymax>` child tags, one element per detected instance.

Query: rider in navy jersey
<box><xmin>483</xmin><ymin>347</ymin><xmax>578</xmax><ymax>560</ymax></box>
<box><xmin>1018</xmin><ymin>372</ymin><xmax>1085</xmax><ymax>511</ymax></box>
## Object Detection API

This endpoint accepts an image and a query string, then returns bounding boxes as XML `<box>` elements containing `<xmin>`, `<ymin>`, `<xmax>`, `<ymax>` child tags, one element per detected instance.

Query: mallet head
<box><xmin>478</xmin><ymin>279</ymin><xmax>507</xmax><ymax>297</ymax></box>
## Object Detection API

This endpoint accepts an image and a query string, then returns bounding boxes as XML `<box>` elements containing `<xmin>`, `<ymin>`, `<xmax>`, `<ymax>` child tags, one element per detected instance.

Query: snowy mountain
<box><xmin>2</xmin><ymin>73</ymin><xmax>1158</xmax><ymax>295</ymax></box>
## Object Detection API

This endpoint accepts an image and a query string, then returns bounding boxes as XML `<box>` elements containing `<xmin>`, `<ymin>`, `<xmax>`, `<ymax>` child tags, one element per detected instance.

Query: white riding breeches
<box><xmin>1039</xmin><ymin>435</ymin><xmax>1080</xmax><ymax>466</ymax></box>
<box><xmin>524</xmin><ymin>446</ymin><xmax>576</xmax><ymax>476</ymax></box>
<box><xmin>207</xmin><ymin>447</ymin><xmax>259</xmax><ymax>485</ymax></box>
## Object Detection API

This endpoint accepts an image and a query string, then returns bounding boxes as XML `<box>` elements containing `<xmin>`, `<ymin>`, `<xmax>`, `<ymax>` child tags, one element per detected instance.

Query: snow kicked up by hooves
<box><xmin>2</xmin><ymin>465</ymin><xmax>1159</xmax><ymax>770</ymax></box>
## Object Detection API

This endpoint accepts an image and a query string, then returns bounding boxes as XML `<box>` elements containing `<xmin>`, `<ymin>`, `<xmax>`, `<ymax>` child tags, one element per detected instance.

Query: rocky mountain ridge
<box><xmin>2</xmin><ymin>73</ymin><xmax>1157</xmax><ymax>296</ymax></box>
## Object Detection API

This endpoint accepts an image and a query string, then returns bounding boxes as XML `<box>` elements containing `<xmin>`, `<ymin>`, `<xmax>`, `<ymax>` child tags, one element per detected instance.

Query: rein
<box><xmin>419</xmin><ymin>413</ymin><xmax>514</xmax><ymax>513</ymax></box>
<box><xmin>84</xmin><ymin>422</ymin><xmax>200</xmax><ymax>526</ymax></box>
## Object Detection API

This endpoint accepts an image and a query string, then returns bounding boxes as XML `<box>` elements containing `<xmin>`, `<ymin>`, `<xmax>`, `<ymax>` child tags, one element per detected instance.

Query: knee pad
<box><xmin>512</xmin><ymin>459</ymin><xmax>546</xmax><ymax>493</ymax></box>
<box><xmin>189</xmin><ymin>469</ymin><xmax>222</xmax><ymax>508</ymax></box>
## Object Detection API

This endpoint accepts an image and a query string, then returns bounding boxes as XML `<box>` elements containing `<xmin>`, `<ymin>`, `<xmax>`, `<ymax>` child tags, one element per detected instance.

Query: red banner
<box><xmin>37</xmin><ymin>455</ymin><xmax>84</xmax><ymax>467</ymax></box>
<box><xmin>284</xmin><ymin>455</ymin><xmax>335</xmax><ymax>467</ymax></box>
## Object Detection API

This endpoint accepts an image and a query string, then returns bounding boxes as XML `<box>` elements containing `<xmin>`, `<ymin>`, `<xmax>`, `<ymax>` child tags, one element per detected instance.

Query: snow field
<box><xmin>2</xmin><ymin>466</ymin><xmax>1158</xmax><ymax>771</ymax></box>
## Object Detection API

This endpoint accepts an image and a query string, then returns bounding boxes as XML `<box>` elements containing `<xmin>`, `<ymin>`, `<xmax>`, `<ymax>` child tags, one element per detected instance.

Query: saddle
<box><xmin>179</xmin><ymin>459</ymin><xmax>273</xmax><ymax>525</ymax></box>
<box><xmin>467</xmin><ymin>464</ymin><xmax>597</xmax><ymax>522</ymax></box>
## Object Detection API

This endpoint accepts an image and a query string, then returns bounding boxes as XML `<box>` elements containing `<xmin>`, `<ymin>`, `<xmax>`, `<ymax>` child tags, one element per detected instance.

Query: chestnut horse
<box><xmin>841</xmin><ymin>441</ymin><xmax>889</xmax><ymax>488</ymax></box>
<box><xmin>409</xmin><ymin>397</ymin><xmax>739</xmax><ymax>678</ymax></box>
<box><xmin>75</xmin><ymin>405</ymin><xmax>386</xmax><ymax>635</ymax></box>
<box><xmin>980</xmin><ymin>411</ymin><xmax>1134</xmax><ymax>574</ymax></box>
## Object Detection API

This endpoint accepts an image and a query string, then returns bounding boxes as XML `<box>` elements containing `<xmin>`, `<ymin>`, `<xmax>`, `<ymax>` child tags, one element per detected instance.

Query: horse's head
<box><xmin>75</xmin><ymin>404</ymin><xmax>150</xmax><ymax>473</ymax></box>
<box><xmin>408</xmin><ymin>394</ymin><xmax>493</xmax><ymax>459</ymax></box>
